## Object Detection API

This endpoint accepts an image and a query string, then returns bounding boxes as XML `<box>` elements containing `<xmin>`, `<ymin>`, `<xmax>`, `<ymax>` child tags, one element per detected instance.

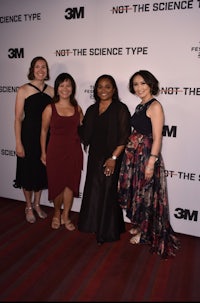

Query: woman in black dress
<box><xmin>13</xmin><ymin>56</ymin><xmax>54</xmax><ymax>223</ymax></box>
<box><xmin>78</xmin><ymin>74</ymin><xmax>131</xmax><ymax>244</ymax></box>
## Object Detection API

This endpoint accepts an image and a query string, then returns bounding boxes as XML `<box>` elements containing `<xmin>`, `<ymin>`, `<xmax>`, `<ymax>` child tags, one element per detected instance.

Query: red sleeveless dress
<box><xmin>46</xmin><ymin>103</ymin><xmax>83</xmax><ymax>200</ymax></box>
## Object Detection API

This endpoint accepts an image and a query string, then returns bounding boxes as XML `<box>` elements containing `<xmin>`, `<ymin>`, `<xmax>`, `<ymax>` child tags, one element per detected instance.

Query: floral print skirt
<box><xmin>118</xmin><ymin>130</ymin><xmax>180</xmax><ymax>259</ymax></box>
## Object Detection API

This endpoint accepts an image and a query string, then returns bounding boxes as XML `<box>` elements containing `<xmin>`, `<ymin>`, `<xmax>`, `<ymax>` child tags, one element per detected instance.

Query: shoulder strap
<box><xmin>28</xmin><ymin>83</ymin><xmax>47</xmax><ymax>93</ymax></box>
<box><xmin>42</xmin><ymin>84</ymin><xmax>48</xmax><ymax>93</ymax></box>
<box><xmin>146</xmin><ymin>98</ymin><xmax>156</xmax><ymax>109</ymax></box>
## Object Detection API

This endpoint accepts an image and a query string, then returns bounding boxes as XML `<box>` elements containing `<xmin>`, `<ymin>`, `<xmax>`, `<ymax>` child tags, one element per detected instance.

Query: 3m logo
<box><xmin>162</xmin><ymin>125</ymin><xmax>177</xmax><ymax>137</ymax></box>
<box><xmin>8</xmin><ymin>48</ymin><xmax>24</xmax><ymax>59</ymax></box>
<box><xmin>174</xmin><ymin>208</ymin><xmax>198</xmax><ymax>222</ymax></box>
<box><xmin>64</xmin><ymin>7</ymin><xmax>84</xmax><ymax>20</ymax></box>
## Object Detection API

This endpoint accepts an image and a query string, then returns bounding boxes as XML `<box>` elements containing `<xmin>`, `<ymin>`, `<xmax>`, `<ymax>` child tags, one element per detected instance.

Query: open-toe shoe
<box><xmin>51</xmin><ymin>217</ymin><xmax>60</xmax><ymax>229</ymax></box>
<box><xmin>25</xmin><ymin>207</ymin><xmax>36</xmax><ymax>224</ymax></box>
<box><xmin>33</xmin><ymin>203</ymin><xmax>47</xmax><ymax>219</ymax></box>
<box><xmin>130</xmin><ymin>232</ymin><xmax>141</xmax><ymax>244</ymax></box>
<box><xmin>65</xmin><ymin>220</ymin><xmax>75</xmax><ymax>231</ymax></box>
<box><xmin>61</xmin><ymin>214</ymin><xmax>75</xmax><ymax>231</ymax></box>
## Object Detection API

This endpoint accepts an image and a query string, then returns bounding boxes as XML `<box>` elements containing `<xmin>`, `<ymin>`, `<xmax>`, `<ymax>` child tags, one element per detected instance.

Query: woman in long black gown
<box><xmin>13</xmin><ymin>56</ymin><xmax>54</xmax><ymax>223</ymax></box>
<box><xmin>78</xmin><ymin>74</ymin><xmax>131</xmax><ymax>244</ymax></box>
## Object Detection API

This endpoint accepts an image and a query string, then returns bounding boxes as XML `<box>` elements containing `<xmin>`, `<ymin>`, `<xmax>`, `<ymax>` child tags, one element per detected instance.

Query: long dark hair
<box><xmin>93</xmin><ymin>74</ymin><xmax>121</xmax><ymax>103</ymax></box>
<box><xmin>27</xmin><ymin>56</ymin><xmax>50</xmax><ymax>80</ymax></box>
<box><xmin>53</xmin><ymin>73</ymin><xmax>78</xmax><ymax>106</ymax></box>
<box><xmin>129</xmin><ymin>70</ymin><xmax>160</xmax><ymax>95</ymax></box>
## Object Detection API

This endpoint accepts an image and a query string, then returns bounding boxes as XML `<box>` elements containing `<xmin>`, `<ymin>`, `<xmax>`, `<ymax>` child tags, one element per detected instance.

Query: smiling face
<box><xmin>132</xmin><ymin>74</ymin><xmax>151</xmax><ymax>102</ymax></box>
<box><xmin>97</xmin><ymin>78</ymin><xmax>115</xmax><ymax>102</ymax></box>
<box><xmin>33</xmin><ymin>59</ymin><xmax>48</xmax><ymax>81</ymax></box>
<box><xmin>58</xmin><ymin>79</ymin><xmax>72</xmax><ymax>100</ymax></box>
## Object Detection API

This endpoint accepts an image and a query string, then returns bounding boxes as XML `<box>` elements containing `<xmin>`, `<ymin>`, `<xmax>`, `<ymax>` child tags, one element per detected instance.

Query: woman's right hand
<box><xmin>16</xmin><ymin>143</ymin><xmax>25</xmax><ymax>158</ymax></box>
<box><xmin>40</xmin><ymin>153</ymin><xmax>47</xmax><ymax>166</ymax></box>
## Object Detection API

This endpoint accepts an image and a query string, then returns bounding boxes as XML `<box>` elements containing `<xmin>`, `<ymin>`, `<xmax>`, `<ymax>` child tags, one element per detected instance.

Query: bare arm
<box><xmin>78</xmin><ymin>105</ymin><xmax>84</xmax><ymax>125</ymax></box>
<box><xmin>14</xmin><ymin>86</ymin><xmax>26</xmax><ymax>157</ymax></box>
<box><xmin>149</xmin><ymin>101</ymin><xmax>164</xmax><ymax>154</ymax></box>
<box><xmin>40</xmin><ymin>104</ymin><xmax>52</xmax><ymax>165</ymax></box>
<box><xmin>145</xmin><ymin>100</ymin><xmax>164</xmax><ymax>180</ymax></box>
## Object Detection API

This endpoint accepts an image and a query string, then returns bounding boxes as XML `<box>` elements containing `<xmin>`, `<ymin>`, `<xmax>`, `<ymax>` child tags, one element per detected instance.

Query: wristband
<box><xmin>150</xmin><ymin>154</ymin><xmax>159</xmax><ymax>161</ymax></box>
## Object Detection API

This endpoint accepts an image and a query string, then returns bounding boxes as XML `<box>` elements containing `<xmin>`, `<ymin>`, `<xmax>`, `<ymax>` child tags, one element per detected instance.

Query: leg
<box><xmin>23</xmin><ymin>189</ymin><xmax>36</xmax><ymax>223</ymax></box>
<box><xmin>129</xmin><ymin>224</ymin><xmax>140</xmax><ymax>236</ymax></box>
<box><xmin>51</xmin><ymin>193</ymin><xmax>63</xmax><ymax>229</ymax></box>
<box><xmin>61</xmin><ymin>187</ymin><xmax>75</xmax><ymax>231</ymax></box>
<box><xmin>33</xmin><ymin>190</ymin><xmax>47</xmax><ymax>219</ymax></box>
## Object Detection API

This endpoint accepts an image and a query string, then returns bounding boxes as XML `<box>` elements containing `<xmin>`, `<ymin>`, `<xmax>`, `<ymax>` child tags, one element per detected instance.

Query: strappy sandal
<box><xmin>61</xmin><ymin>214</ymin><xmax>75</xmax><ymax>231</ymax></box>
<box><xmin>130</xmin><ymin>232</ymin><xmax>141</xmax><ymax>244</ymax></box>
<box><xmin>51</xmin><ymin>217</ymin><xmax>60</xmax><ymax>229</ymax></box>
<box><xmin>65</xmin><ymin>220</ymin><xmax>75</xmax><ymax>231</ymax></box>
<box><xmin>25</xmin><ymin>207</ymin><xmax>36</xmax><ymax>224</ymax></box>
<box><xmin>33</xmin><ymin>203</ymin><xmax>47</xmax><ymax>219</ymax></box>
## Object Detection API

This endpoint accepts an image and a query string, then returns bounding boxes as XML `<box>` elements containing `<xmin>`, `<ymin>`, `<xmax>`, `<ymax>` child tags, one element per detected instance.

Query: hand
<box><xmin>40</xmin><ymin>154</ymin><xmax>47</xmax><ymax>165</ymax></box>
<box><xmin>104</xmin><ymin>167</ymin><xmax>112</xmax><ymax>176</ymax></box>
<box><xmin>16</xmin><ymin>144</ymin><xmax>25</xmax><ymax>158</ymax></box>
<box><xmin>145</xmin><ymin>166</ymin><xmax>154</xmax><ymax>181</ymax></box>
<box><xmin>103</xmin><ymin>158</ymin><xmax>115</xmax><ymax>176</ymax></box>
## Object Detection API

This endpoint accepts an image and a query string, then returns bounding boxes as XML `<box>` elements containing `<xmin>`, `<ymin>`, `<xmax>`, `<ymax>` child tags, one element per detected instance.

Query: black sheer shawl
<box><xmin>79</xmin><ymin>101</ymin><xmax>131</xmax><ymax>156</ymax></box>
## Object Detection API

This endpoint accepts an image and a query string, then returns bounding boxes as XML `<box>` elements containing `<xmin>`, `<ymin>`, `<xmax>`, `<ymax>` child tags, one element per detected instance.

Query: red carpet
<box><xmin>0</xmin><ymin>197</ymin><xmax>200</xmax><ymax>302</ymax></box>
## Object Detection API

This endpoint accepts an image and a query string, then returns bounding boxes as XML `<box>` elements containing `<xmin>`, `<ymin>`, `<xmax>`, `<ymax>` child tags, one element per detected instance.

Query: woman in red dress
<box><xmin>41</xmin><ymin>73</ymin><xmax>83</xmax><ymax>230</ymax></box>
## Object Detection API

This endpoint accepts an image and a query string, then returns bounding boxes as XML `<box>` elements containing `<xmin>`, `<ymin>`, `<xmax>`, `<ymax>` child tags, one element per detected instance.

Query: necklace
<box><xmin>135</xmin><ymin>103</ymin><xmax>145</xmax><ymax>113</ymax></box>
<box><xmin>135</xmin><ymin>98</ymin><xmax>155</xmax><ymax>114</ymax></box>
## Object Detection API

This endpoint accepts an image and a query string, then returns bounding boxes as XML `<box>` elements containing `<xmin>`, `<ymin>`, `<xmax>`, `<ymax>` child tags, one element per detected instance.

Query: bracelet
<box><xmin>150</xmin><ymin>154</ymin><xmax>159</xmax><ymax>161</ymax></box>
<box><xmin>111</xmin><ymin>155</ymin><xmax>117</xmax><ymax>160</ymax></box>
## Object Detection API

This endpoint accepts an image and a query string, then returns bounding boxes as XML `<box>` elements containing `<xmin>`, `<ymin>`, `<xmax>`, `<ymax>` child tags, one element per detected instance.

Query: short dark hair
<box><xmin>27</xmin><ymin>56</ymin><xmax>50</xmax><ymax>80</ymax></box>
<box><xmin>129</xmin><ymin>70</ymin><xmax>160</xmax><ymax>95</ymax></box>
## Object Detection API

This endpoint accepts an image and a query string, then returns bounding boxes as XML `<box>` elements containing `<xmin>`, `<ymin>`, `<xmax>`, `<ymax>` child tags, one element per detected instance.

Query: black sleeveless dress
<box><xmin>13</xmin><ymin>83</ymin><xmax>52</xmax><ymax>191</ymax></box>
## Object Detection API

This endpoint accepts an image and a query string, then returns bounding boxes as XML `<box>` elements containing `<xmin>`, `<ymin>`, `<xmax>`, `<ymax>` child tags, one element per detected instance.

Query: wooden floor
<box><xmin>0</xmin><ymin>196</ymin><xmax>200</xmax><ymax>302</ymax></box>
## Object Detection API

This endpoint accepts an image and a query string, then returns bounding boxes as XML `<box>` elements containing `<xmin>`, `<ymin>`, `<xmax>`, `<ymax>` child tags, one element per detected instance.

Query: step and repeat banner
<box><xmin>0</xmin><ymin>0</ymin><xmax>200</xmax><ymax>236</ymax></box>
